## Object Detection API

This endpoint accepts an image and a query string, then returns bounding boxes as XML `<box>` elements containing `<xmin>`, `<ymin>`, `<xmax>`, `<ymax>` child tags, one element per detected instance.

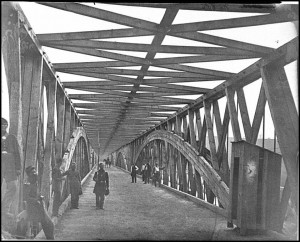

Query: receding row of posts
<box><xmin>2</xmin><ymin>2</ymin><xmax>99</xmax><ymax>221</ymax></box>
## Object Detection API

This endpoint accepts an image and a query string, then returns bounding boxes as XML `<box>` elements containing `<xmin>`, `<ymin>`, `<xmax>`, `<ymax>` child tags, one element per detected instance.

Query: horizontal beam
<box><xmin>37</xmin><ymin>28</ymin><xmax>152</xmax><ymax>41</ymax></box>
<box><xmin>42</xmin><ymin>39</ymin><xmax>259</xmax><ymax>57</ymax></box>
<box><xmin>169</xmin><ymin>10</ymin><xmax>298</xmax><ymax>33</ymax></box>
<box><xmin>108</xmin><ymin>3</ymin><xmax>280</xmax><ymax>13</ymax></box>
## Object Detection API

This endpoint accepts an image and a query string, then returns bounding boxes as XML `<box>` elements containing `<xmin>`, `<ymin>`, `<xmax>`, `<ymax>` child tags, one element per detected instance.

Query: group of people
<box><xmin>104</xmin><ymin>158</ymin><xmax>111</xmax><ymax>168</ymax></box>
<box><xmin>53</xmin><ymin>160</ymin><xmax>110</xmax><ymax>211</ymax></box>
<box><xmin>131</xmin><ymin>162</ymin><xmax>165</xmax><ymax>187</ymax></box>
<box><xmin>1</xmin><ymin>117</ymin><xmax>110</xmax><ymax>239</ymax></box>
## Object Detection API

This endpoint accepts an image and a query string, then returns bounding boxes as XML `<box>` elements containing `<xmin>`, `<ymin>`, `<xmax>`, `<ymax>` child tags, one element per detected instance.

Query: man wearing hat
<box><xmin>1</xmin><ymin>117</ymin><xmax>21</xmax><ymax>216</ymax></box>
<box><xmin>52</xmin><ymin>158</ymin><xmax>64</xmax><ymax>216</ymax></box>
<box><xmin>93</xmin><ymin>162</ymin><xmax>109</xmax><ymax>209</ymax></box>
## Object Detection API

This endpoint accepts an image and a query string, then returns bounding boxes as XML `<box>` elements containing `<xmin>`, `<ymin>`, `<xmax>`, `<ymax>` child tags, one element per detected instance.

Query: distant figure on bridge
<box><xmin>62</xmin><ymin>162</ymin><xmax>82</xmax><ymax>209</ymax></box>
<box><xmin>52</xmin><ymin>158</ymin><xmax>64</xmax><ymax>216</ymax></box>
<box><xmin>141</xmin><ymin>164</ymin><xmax>146</xmax><ymax>182</ymax></box>
<box><xmin>108</xmin><ymin>159</ymin><xmax>111</xmax><ymax>168</ymax></box>
<box><xmin>104</xmin><ymin>159</ymin><xmax>108</xmax><ymax>168</ymax></box>
<box><xmin>152</xmin><ymin>163</ymin><xmax>165</xmax><ymax>187</ymax></box>
<box><xmin>144</xmin><ymin>162</ymin><xmax>152</xmax><ymax>184</ymax></box>
<box><xmin>1</xmin><ymin>117</ymin><xmax>21</xmax><ymax>217</ymax></box>
<box><xmin>130</xmin><ymin>164</ymin><xmax>139</xmax><ymax>183</ymax></box>
<box><xmin>93</xmin><ymin>162</ymin><xmax>109</xmax><ymax>210</ymax></box>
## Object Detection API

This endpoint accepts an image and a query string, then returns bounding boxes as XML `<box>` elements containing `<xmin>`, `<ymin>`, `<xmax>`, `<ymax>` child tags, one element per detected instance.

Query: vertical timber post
<box><xmin>2</xmin><ymin>3</ymin><xmax>24</xmax><ymax>213</ymax></box>
<box><xmin>261</xmin><ymin>61</ymin><xmax>299</xmax><ymax>227</ymax></box>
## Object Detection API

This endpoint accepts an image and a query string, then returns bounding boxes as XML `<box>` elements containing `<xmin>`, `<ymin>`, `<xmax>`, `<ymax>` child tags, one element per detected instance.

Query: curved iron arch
<box><xmin>60</xmin><ymin>127</ymin><xmax>90</xmax><ymax>200</ymax></box>
<box><xmin>133</xmin><ymin>130</ymin><xmax>229</xmax><ymax>210</ymax></box>
<box><xmin>62</xmin><ymin>127</ymin><xmax>90</xmax><ymax>173</ymax></box>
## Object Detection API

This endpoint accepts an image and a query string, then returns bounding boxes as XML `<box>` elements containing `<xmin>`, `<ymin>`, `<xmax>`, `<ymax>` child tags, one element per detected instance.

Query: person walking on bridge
<box><xmin>130</xmin><ymin>163</ymin><xmax>139</xmax><ymax>183</ymax></box>
<box><xmin>62</xmin><ymin>162</ymin><xmax>82</xmax><ymax>209</ymax></box>
<box><xmin>93</xmin><ymin>162</ymin><xmax>109</xmax><ymax>210</ymax></box>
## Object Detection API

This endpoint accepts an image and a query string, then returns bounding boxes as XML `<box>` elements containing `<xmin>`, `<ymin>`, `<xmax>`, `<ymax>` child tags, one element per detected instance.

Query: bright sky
<box><xmin>1</xmin><ymin>2</ymin><xmax>298</xmax><ymax>141</ymax></box>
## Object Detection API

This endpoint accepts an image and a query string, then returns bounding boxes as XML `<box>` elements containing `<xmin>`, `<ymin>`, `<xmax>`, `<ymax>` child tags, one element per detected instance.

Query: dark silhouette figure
<box><xmin>144</xmin><ymin>162</ymin><xmax>152</xmax><ymax>184</ymax></box>
<box><xmin>51</xmin><ymin>158</ymin><xmax>63</xmax><ymax>216</ymax></box>
<box><xmin>131</xmin><ymin>164</ymin><xmax>138</xmax><ymax>183</ymax></box>
<box><xmin>62</xmin><ymin>162</ymin><xmax>82</xmax><ymax>209</ymax></box>
<box><xmin>93</xmin><ymin>163</ymin><xmax>109</xmax><ymax>209</ymax></box>
<box><xmin>1</xmin><ymin>117</ymin><xmax>21</xmax><ymax>216</ymax></box>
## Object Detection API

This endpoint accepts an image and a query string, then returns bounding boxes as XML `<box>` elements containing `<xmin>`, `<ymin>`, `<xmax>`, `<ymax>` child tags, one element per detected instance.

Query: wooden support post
<box><xmin>188</xmin><ymin>109</ymin><xmax>197</xmax><ymax>148</ymax></box>
<box><xmin>214</xmin><ymin>102</ymin><xmax>230</xmax><ymax>185</ymax></box>
<box><xmin>44</xmin><ymin>79</ymin><xmax>57</xmax><ymax>214</ymax></box>
<box><xmin>63</xmin><ymin>99</ymin><xmax>71</xmax><ymax>152</ymax></box>
<box><xmin>195</xmin><ymin>170</ymin><xmax>203</xmax><ymax>199</ymax></box>
<box><xmin>181</xmin><ymin>115</ymin><xmax>188</xmax><ymax>192</ymax></box>
<box><xmin>2</xmin><ymin>5</ymin><xmax>24</xmax><ymax>213</ymax></box>
<box><xmin>23</xmin><ymin>54</ymin><xmax>43</xmax><ymax>169</ymax></box>
<box><xmin>188</xmin><ymin>161</ymin><xmax>197</xmax><ymax>196</ymax></box>
<box><xmin>181</xmin><ymin>156</ymin><xmax>187</xmax><ymax>192</ymax></box>
<box><xmin>194</xmin><ymin>109</ymin><xmax>205</xmax><ymax>197</ymax></box>
<box><xmin>199</xmin><ymin>116</ymin><xmax>207</xmax><ymax>155</ymax></box>
<box><xmin>169</xmin><ymin>144</ymin><xmax>176</xmax><ymax>188</ymax></box>
<box><xmin>163</xmin><ymin>140</ymin><xmax>169</xmax><ymax>185</ymax></box>
<box><xmin>236</xmin><ymin>87</ymin><xmax>252</xmax><ymax>142</ymax></box>
<box><xmin>175</xmin><ymin>116</ymin><xmax>183</xmax><ymax>190</ymax></box>
<box><xmin>278</xmin><ymin>178</ymin><xmax>292</xmax><ymax>231</ymax></box>
<box><xmin>217</xmin><ymin>106</ymin><xmax>230</xmax><ymax>165</ymax></box>
<box><xmin>204</xmin><ymin>101</ymin><xmax>219</xmax><ymax>170</ymax></box>
<box><xmin>226</xmin><ymin>87</ymin><xmax>242</xmax><ymax>141</ymax></box>
<box><xmin>250</xmin><ymin>82</ymin><xmax>267</xmax><ymax>144</ymax></box>
<box><xmin>195</xmin><ymin>109</ymin><xmax>203</xmax><ymax>151</ymax></box>
<box><xmin>182</xmin><ymin>115</ymin><xmax>188</xmax><ymax>141</ymax></box>
<box><xmin>80</xmin><ymin>140</ymin><xmax>84</xmax><ymax>177</ymax></box>
<box><xmin>55</xmin><ymin>86</ymin><xmax>66</xmax><ymax>159</ymax></box>
<box><xmin>261</xmin><ymin>62</ymin><xmax>299</xmax><ymax>220</ymax></box>
<box><xmin>70</xmin><ymin>108</ymin><xmax>75</xmax><ymax>134</ymax></box>
<box><xmin>38</xmin><ymin>111</ymin><xmax>45</xmax><ymax>195</ymax></box>
<box><xmin>21</xmin><ymin>54</ymin><xmax>33</xmax><ymax>157</ymax></box>
<box><xmin>167</xmin><ymin>120</ymin><xmax>172</xmax><ymax>186</ymax></box>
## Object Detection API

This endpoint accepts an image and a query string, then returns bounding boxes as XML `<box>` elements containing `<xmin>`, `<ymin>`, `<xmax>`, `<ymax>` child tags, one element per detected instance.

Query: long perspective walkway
<box><xmin>49</xmin><ymin>166</ymin><xmax>288</xmax><ymax>241</ymax></box>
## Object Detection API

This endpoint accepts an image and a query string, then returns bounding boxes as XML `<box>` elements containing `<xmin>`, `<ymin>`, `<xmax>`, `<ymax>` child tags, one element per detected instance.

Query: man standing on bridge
<box><xmin>1</xmin><ymin>117</ymin><xmax>21</xmax><ymax>217</ymax></box>
<box><xmin>130</xmin><ymin>163</ymin><xmax>139</xmax><ymax>183</ymax></box>
<box><xmin>52</xmin><ymin>158</ymin><xmax>64</xmax><ymax>216</ymax></box>
<box><xmin>93</xmin><ymin>162</ymin><xmax>109</xmax><ymax>210</ymax></box>
<box><xmin>144</xmin><ymin>161</ymin><xmax>152</xmax><ymax>184</ymax></box>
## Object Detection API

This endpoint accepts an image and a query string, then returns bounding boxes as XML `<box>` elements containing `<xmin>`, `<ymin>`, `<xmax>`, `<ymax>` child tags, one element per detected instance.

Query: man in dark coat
<box><xmin>62</xmin><ymin>162</ymin><xmax>82</xmax><ymax>209</ymax></box>
<box><xmin>145</xmin><ymin>162</ymin><xmax>152</xmax><ymax>184</ymax></box>
<box><xmin>130</xmin><ymin>163</ymin><xmax>138</xmax><ymax>183</ymax></box>
<box><xmin>1</xmin><ymin>117</ymin><xmax>21</xmax><ymax>216</ymax></box>
<box><xmin>52</xmin><ymin>158</ymin><xmax>63</xmax><ymax>216</ymax></box>
<box><xmin>93</xmin><ymin>162</ymin><xmax>109</xmax><ymax>209</ymax></box>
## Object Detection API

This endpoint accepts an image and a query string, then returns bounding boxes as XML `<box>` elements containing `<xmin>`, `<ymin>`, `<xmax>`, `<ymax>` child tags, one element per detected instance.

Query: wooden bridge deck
<box><xmin>37</xmin><ymin>166</ymin><xmax>289</xmax><ymax>241</ymax></box>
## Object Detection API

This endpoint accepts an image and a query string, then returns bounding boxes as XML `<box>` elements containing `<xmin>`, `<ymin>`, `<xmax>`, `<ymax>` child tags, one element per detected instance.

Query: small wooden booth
<box><xmin>228</xmin><ymin>140</ymin><xmax>282</xmax><ymax>235</ymax></box>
